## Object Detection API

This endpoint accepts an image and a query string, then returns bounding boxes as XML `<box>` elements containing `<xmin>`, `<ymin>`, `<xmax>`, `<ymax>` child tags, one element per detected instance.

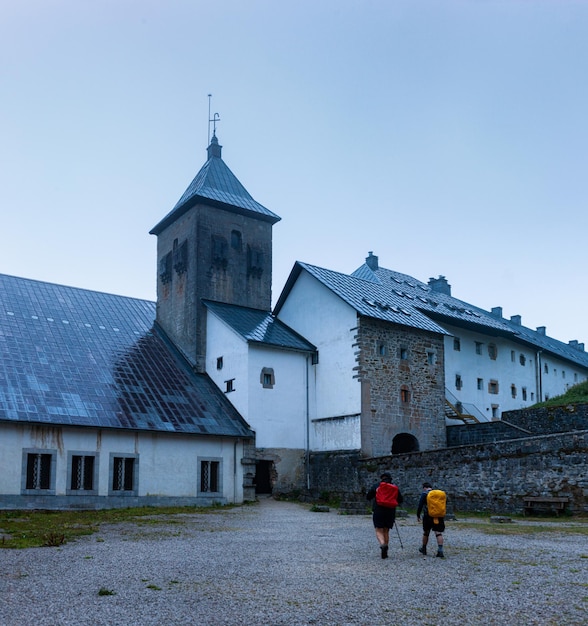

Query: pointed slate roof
<box><xmin>0</xmin><ymin>274</ymin><xmax>253</xmax><ymax>437</ymax></box>
<box><xmin>275</xmin><ymin>256</ymin><xmax>588</xmax><ymax>369</ymax></box>
<box><xmin>150</xmin><ymin>134</ymin><xmax>280</xmax><ymax>235</ymax></box>
<box><xmin>204</xmin><ymin>300</ymin><xmax>316</xmax><ymax>352</ymax></box>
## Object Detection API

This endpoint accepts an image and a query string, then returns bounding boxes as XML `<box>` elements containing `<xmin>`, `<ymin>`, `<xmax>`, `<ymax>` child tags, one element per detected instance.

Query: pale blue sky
<box><xmin>1</xmin><ymin>1</ymin><xmax>586</xmax><ymax>345</ymax></box>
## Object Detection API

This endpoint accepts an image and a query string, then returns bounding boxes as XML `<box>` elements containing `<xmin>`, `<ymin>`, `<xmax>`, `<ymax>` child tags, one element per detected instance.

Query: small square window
<box><xmin>23</xmin><ymin>450</ymin><xmax>56</xmax><ymax>492</ymax></box>
<box><xmin>488</xmin><ymin>380</ymin><xmax>499</xmax><ymax>394</ymax></box>
<box><xmin>260</xmin><ymin>367</ymin><xmax>275</xmax><ymax>389</ymax></box>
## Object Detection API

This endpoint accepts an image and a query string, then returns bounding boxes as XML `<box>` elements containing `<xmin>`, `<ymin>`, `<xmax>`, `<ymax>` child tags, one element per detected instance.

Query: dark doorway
<box><xmin>391</xmin><ymin>433</ymin><xmax>419</xmax><ymax>454</ymax></box>
<box><xmin>255</xmin><ymin>460</ymin><xmax>273</xmax><ymax>494</ymax></box>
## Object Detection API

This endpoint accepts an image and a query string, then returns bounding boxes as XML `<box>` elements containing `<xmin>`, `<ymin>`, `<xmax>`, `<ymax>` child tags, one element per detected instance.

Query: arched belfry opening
<box><xmin>391</xmin><ymin>433</ymin><xmax>420</xmax><ymax>454</ymax></box>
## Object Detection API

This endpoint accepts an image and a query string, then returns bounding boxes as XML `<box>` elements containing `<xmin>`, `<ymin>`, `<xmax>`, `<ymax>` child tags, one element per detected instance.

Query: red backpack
<box><xmin>375</xmin><ymin>482</ymin><xmax>399</xmax><ymax>508</ymax></box>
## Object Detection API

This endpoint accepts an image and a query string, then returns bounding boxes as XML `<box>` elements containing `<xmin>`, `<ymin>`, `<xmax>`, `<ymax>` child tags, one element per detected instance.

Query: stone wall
<box><xmin>356</xmin><ymin>318</ymin><xmax>446</xmax><ymax>456</ymax></box>
<box><xmin>309</xmin><ymin>430</ymin><xmax>588</xmax><ymax>515</ymax></box>
<box><xmin>502</xmin><ymin>403</ymin><xmax>588</xmax><ymax>434</ymax></box>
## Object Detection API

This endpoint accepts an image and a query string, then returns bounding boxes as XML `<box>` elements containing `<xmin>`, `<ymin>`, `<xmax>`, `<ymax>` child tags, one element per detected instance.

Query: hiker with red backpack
<box><xmin>366</xmin><ymin>472</ymin><xmax>404</xmax><ymax>559</ymax></box>
<box><xmin>416</xmin><ymin>482</ymin><xmax>447</xmax><ymax>558</ymax></box>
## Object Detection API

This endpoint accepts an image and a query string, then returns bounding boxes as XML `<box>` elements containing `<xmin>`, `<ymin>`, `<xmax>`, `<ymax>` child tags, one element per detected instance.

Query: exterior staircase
<box><xmin>444</xmin><ymin>389</ymin><xmax>488</xmax><ymax>424</ymax></box>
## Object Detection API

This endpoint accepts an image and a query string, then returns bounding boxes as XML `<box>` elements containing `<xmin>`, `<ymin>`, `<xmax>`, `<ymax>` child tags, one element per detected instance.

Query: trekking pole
<box><xmin>394</xmin><ymin>521</ymin><xmax>404</xmax><ymax>549</ymax></box>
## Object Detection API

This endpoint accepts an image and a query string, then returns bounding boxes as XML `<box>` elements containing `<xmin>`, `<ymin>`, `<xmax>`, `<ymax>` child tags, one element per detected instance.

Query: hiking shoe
<box><xmin>436</xmin><ymin>551</ymin><xmax>444</xmax><ymax>558</ymax></box>
<box><xmin>418</xmin><ymin>547</ymin><xmax>427</xmax><ymax>556</ymax></box>
<box><xmin>381</xmin><ymin>546</ymin><xmax>389</xmax><ymax>559</ymax></box>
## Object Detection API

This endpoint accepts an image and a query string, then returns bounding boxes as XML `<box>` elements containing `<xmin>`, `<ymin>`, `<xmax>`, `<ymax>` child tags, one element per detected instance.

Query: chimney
<box><xmin>568</xmin><ymin>340</ymin><xmax>585</xmax><ymax>351</ymax></box>
<box><xmin>428</xmin><ymin>275</ymin><xmax>451</xmax><ymax>296</ymax></box>
<box><xmin>491</xmin><ymin>307</ymin><xmax>503</xmax><ymax>318</ymax></box>
<box><xmin>365</xmin><ymin>251</ymin><xmax>379</xmax><ymax>271</ymax></box>
<box><xmin>536</xmin><ymin>326</ymin><xmax>546</xmax><ymax>335</ymax></box>
<box><xmin>510</xmin><ymin>315</ymin><xmax>522</xmax><ymax>325</ymax></box>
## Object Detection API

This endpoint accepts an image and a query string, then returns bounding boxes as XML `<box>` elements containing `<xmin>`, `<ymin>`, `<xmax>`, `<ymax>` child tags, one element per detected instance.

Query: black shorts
<box><xmin>373</xmin><ymin>506</ymin><xmax>396</xmax><ymax>529</ymax></box>
<box><xmin>422</xmin><ymin>515</ymin><xmax>445</xmax><ymax>535</ymax></box>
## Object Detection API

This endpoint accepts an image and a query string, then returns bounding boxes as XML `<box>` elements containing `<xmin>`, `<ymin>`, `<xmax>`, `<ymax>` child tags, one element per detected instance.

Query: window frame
<box><xmin>21</xmin><ymin>449</ymin><xmax>57</xmax><ymax>495</ymax></box>
<box><xmin>67</xmin><ymin>451</ymin><xmax>99</xmax><ymax>495</ymax></box>
<box><xmin>109</xmin><ymin>453</ymin><xmax>139</xmax><ymax>496</ymax></box>
<box><xmin>198</xmin><ymin>457</ymin><xmax>222</xmax><ymax>496</ymax></box>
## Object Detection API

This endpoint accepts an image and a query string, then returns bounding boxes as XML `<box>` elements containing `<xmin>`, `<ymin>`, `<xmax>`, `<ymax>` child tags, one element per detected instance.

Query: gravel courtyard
<box><xmin>1</xmin><ymin>497</ymin><xmax>586</xmax><ymax>625</ymax></box>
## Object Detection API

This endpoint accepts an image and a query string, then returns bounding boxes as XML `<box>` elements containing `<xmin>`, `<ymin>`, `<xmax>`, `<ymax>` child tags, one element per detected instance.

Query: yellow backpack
<box><xmin>426</xmin><ymin>489</ymin><xmax>446</xmax><ymax>521</ymax></box>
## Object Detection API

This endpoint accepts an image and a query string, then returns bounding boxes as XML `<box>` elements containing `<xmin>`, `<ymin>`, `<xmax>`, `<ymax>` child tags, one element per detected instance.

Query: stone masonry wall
<box><xmin>310</xmin><ymin>430</ymin><xmax>588</xmax><ymax>515</ymax></box>
<box><xmin>356</xmin><ymin>318</ymin><xmax>446</xmax><ymax>455</ymax></box>
<box><xmin>502</xmin><ymin>403</ymin><xmax>588</xmax><ymax>434</ymax></box>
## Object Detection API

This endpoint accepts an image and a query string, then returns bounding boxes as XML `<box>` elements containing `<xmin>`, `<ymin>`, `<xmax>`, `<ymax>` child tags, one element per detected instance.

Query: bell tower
<box><xmin>149</xmin><ymin>133</ymin><xmax>281</xmax><ymax>371</ymax></box>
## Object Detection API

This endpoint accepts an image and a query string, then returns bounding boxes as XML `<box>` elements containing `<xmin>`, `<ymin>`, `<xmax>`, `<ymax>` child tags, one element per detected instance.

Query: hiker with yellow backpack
<box><xmin>416</xmin><ymin>482</ymin><xmax>447</xmax><ymax>558</ymax></box>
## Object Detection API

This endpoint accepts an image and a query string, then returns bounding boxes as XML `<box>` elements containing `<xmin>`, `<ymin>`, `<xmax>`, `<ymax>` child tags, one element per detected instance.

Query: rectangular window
<box><xmin>453</xmin><ymin>338</ymin><xmax>461</xmax><ymax>351</ymax></box>
<box><xmin>225</xmin><ymin>378</ymin><xmax>235</xmax><ymax>393</ymax></box>
<box><xmin>522</xmin><ymin>387</ymin><xmax>527</xmax><ymax>401</ymax></box>
<box><xmin>216</xmin><ymin>356</ymin><xmax>223</xmax><ymax>370</ymax></box>
<box><xmin>25</xmin><ymin>452</ymin><xmax>53</xmax><ymax>490</ymax></box>
<box><xmin>110</xmin><ymin>455</ymin><xmax>137</xmax><ymax>494</ymax></box>
<box><xmin>488</xmin><ymin>380</ymin><xmax>499</xmax><ymax>394</ymax></box>
<box><xmin>511</xmin><ymin>350</ymin><xmax>515</xmax><ymax>362</ymax></box>
<box><xmin>455</xmin><ymin>374</ymin><xmax>463</xmax><ymax>390</ymax></box>
<box><xmin>427</xmin><ymin>351</ymin><xmax>435</xmax><ymax>365</ymax></box>
<box><xmin>477</xmin><ymin>378</ymin><xmax>483</xmax><ymax>390</ymax></box>
<box><xmin>70</xmin><ymin>454</ymin><xmax>95</xmax><ymax>491</ymax></box>
<box><xmin>488</xmin><ymin>344</ymin><xmax>497</xmax><ymax>360</ymax></box>
<box><xmin>475</xmin><ymin>342</ymin><xmax>483</xmax><ymax>355</ymax></box>
<box><xmin>200</xmin><ymin>459</ymin><xmax>221</xmax><ymax>494</ymax></box>
<box><xmin>511</xmin><ymin>384</ymin><xmax>517</xmax><ymax>399</ymax></box>
<box><xmin>400</xmin><ymin>347</ymin><xmax>408</xmax><ymax>360</ymax></box>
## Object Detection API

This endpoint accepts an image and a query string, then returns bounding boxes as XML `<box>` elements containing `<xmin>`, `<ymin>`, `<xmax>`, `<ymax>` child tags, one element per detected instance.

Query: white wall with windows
<box><xmin>0</xmin><ymin>422</ymin><xmax>246</xmax><ymax>506</ymax></box>
<box><xmin>443</xmin><ymin>323</ymin><xmax>588</xmax><ymax>419</ymax></box>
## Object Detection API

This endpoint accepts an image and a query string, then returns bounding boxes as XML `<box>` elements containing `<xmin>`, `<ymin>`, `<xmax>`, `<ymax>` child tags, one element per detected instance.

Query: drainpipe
<box><xmin>233</xmin><ymin>438</ymin><xmax>239</xmax><ymax>504</ymax></box>
<box><xmin>536</xmin><ymin>351</ymin><xmax>543</xmax><ymax>403</ymax></box>
<box><xmin>305</xmin><ymin>355</ymin><xmax>310</xmax><ymax>491</ymax></box>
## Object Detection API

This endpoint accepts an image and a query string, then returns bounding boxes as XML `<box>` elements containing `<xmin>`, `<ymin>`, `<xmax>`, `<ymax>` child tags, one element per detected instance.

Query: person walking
<box><xmin>416</xmin><ymin>482</ymin><xmax>446</xmax><ymax>558</ymax></box>
<box><xmin>366</xmin><ymin>472</ymin><xmax>403</xmax><ymax>559</ymax></box>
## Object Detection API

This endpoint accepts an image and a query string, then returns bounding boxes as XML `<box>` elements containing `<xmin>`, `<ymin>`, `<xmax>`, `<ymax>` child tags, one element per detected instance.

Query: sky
<box><xmin>1</xmin><ymin>0</ymin><xmax>587</xmax><ymax>346</ymax></box>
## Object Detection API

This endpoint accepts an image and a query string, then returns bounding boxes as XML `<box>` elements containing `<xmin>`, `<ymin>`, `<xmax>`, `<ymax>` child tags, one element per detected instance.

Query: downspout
<box><xmin>305</xmin><ymin>355</ymin><xmax>310</xmax><ymax>491</ymax></box>
<box><xmin>536</xmin><ymin>351</ymin><xmax>543</xmax><ymax>403</ymax></box>
<box><xmin>233</xmin><ymin>438</ymin><xmax>239</xmax><ymax>504</ymax></box>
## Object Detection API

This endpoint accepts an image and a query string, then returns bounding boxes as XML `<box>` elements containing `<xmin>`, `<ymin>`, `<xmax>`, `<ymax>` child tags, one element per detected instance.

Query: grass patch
<box><xmin>0</xmin><ymin>504</ymin><xmax>236</xmax><ymax>549</ymax></box>
<box><xmin>453</xmin><ymin>519</ymin><xmax>588</xmax><ymax>536</ymax></box>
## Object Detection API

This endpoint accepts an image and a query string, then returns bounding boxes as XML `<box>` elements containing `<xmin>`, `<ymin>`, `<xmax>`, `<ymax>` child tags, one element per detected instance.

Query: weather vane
<box><xmin>207</xmin><ymin>94</ymin><xmax>220</xmax><ymax>144</ymax></box>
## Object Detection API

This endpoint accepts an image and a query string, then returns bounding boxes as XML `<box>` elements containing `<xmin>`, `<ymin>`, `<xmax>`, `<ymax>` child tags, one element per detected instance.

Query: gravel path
<box><xmin>1</xmin><ymin>497</ymin><xmax>587</xmax><ymax>625</ymax></box>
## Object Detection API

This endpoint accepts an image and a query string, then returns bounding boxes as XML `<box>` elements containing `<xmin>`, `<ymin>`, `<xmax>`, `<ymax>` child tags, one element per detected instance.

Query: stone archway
<box><xmin>391</xmin><ymin>433</ymin><xmax>419</xmax><ymax>454</ymax></box>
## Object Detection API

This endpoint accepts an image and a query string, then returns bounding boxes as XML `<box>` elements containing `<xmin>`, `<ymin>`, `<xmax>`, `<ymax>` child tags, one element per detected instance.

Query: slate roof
<box><xmin>275</xmin><ymin>259</ymin><xmax>588</xmax><ymax>369</ymax></box>
<box><xmin>150</xmin><ymin>135</ymin><xmax>280</xmax><ymax>235</ymax></box>
<box><xmin>204</xmin><ymin>300</ymin><xmax>316</xmax><ymax>352</ymax></box>
<box><xmin>0</xmin><ymin>274</ymin><xmax>253</xmax><ymax>437</ymax></box>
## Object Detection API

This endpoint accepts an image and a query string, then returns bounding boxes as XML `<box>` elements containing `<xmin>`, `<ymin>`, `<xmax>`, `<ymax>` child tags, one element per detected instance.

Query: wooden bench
<box><xmin>523</xmin><ymin>496</ymin><xmax>569</xmax><ymax>517</ymax></box>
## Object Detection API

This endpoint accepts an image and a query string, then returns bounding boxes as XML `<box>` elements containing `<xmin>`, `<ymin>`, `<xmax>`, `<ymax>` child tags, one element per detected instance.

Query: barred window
<box><xmin>111</xmin><ymin>456</ymin><xmax>136</xmax><ymax>493</ymax></box>
<box><xmin>26</xmin><ymin>453</ymin><xmax>52</xmax><ymax>490</ymax></box>
<box><xmin>200</xmin><ymin>460</ymin><xmax>220</xmax><ymax>493</ymax></box>
<box><xmin>71</xmin><ymin>455</ymin><xmax>95</xmax><ymax>491</ymax></box>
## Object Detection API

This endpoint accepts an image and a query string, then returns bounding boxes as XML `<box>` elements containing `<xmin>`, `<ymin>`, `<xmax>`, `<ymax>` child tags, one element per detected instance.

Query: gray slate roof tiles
<box><xmin>150</xmin><ymin>136</ymin><xmax>280</xmax><ymax>235</ymax></box>
<box><xmin>276</xmin><ymin>259</ymin><xmax>588</xmax><ymax>369</ymax></box>
<box><xmin>204</xmin><ymin>300</ymin><xmax>316</xmax><ymax>352</ymax></box>
<box><xmin>0</xmin><ymin>274</ymin><xmax>253</xmax><ymax>437</ymax></box>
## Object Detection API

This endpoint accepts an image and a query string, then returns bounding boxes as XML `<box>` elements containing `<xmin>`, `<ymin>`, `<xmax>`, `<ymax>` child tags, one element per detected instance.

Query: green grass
<box><xmin>0</xmin><ymin>504</ymin><xmax>235</xmax><ymax>549</ymax></box>
<box><xmin>531</xmin><ymin>380</ymin><xmax>588</xmax><ymax>408</ymax></box>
